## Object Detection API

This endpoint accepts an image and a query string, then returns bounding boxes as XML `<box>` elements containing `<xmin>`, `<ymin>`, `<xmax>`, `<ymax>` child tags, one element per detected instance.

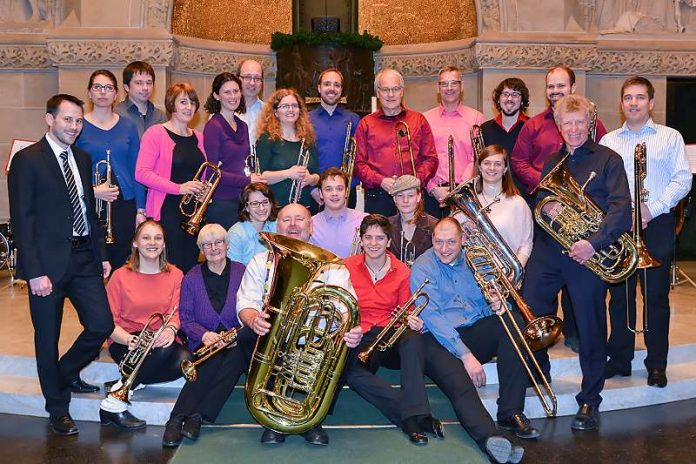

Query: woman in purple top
<box><xmin>163</xmin><ymin>223</ymin><xmax>256</xmax><ymax>448</ymax></box>
<box><xmin>203</xmin><ymin>73</ymin><xmax>265</xmax><ymax>229</ymax></box>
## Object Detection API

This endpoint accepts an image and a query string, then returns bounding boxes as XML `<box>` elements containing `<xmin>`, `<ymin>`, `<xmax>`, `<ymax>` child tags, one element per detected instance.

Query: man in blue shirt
<box><xmin>410</xmin><ymin>217</ymin><xmax>538</xmax><ymax>443</ymax></box>
<box><xmin>114</xmin><ymin>61</ymin><xmax>166</xmax><ymax>139</ymax></box>
<box><xmin>309</xmin><ymin>69</ymin><xmax>361</xmax><ymax>208</ymax></box>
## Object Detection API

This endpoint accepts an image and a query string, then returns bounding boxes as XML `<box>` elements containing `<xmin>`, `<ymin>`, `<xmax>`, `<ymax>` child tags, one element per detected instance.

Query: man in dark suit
<box><xmin>8</xmin><ymin>94</ymin><xmax>115</xmax><ymax>435</ymax></box>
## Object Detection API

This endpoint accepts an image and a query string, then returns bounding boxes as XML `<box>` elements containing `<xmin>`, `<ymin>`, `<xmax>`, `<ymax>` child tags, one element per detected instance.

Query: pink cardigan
<box><xmin>135</xmin><ymin>124</ymin><xmax>207</xmax><ymax>220</ymax></box>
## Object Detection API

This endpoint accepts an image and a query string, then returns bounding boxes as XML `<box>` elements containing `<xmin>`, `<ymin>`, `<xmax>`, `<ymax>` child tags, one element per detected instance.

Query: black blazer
<box><xmin>8</xmin><ymin>136</ymin><xmax>107</xmax><ymax>282</ymax></box>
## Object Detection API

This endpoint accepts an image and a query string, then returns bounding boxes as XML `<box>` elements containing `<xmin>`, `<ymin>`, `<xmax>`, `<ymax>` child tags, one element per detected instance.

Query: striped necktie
<box><xmin>59</xmin><ymin>151</ymin><xmax>87</xmax><ymax>236</ymax></box>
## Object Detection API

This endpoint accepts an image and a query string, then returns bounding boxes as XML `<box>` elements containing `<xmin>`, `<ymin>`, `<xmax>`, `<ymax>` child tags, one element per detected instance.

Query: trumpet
<box><xmin>349</xmin><ymin>227</ymin><xmax>361</xmax><ymax>256</ymax></box>
<box><xmin>341</xmin><ymin>122</ymin><xmax>357</xmax><ymax>200</ymax></box>
<box><xmin>244</xmin><ymin>145</ymin><xmax>260</xmax><ymax>176</ymax></box>
<box><xmin>180</xmin><ymin>327</ymin><xmax>239</xmax><ymax>382</ymax></box>
<box><xmin>288</xmin><ymin>139</ymin><xmax>310</xmax><ymax>204</ymax></box>
<box><xmin>470</xmin><ymin>124</ymin><xmax>485</xmax><ymax>165</ymax></box>
<box><xmin>94</xmin><ymin>149</ymin><xmax>115</xmax><ymax>244</ymax></box>
<box><xmin>358</xmin><ymin>279</ymin><xmax>429</xmax><ymax>363</ymax></box>
<box><xmin>180</xmin><ymin>161</ymin><xmax>222</xmax><ymax>236</ymax></box>
<box><xmin>589</xmin><ymin>102</ymin><xmax>598</xmax><ymax>141</ymax></box>
<box><xmin>395</xmin><ymin>121</ymin><xmax>417</xmax><ymax>176</ymax></box>
<box><xmin>110</xmin><ymin>307</ymin><xmax>178</xmax><ymax>404</ymax></box>
<box><xmin>399</xmin><ymin>229</ymin><xmax>416</xmax><ymax>267</ymax></box>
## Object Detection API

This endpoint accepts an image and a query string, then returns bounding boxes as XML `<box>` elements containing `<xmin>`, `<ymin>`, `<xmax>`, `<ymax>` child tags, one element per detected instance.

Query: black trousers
<box><xmin>364</xmin><ymin>188</ymin><xmax>397</xmax><ymax>217</ymax></box>
<box><xmin>109</xmin><ymin>338</ymin><xmax>191</xmax><ymax>386</ymax></box>
<box><xmin>421</xmin><ymin>333</ymin><xmax>497</xmax><ymax>449</ymax></box>
<box><xmin>206</xmin><ymin>198</ymin><xmax>239</xmax><ymax>231</ymax></box>
<box><xmin>608</xmin><ymin>212</ymin><xmax>676</xmax><ymax>370</ymax></box>
<box><xmin>170</xmin><ymin>327</ymin><xmax>256</xmax><ymax>422</ymax></box>
<box><xmin>456</xmin><ymin>315</ymin><xmax>528</xmax><ymax>419</ymax></box>
<box><xmin>523</xmin><ymin>238</ymin><xmax>608</xmax><ymax>406</ymax></box>
<box><xmin>342</xmin><ymin>327</ymin><xmax>430</xmax><ymax>426</ymax></box>
<box><xmin>28</xmin><ymin>241</ymin><xmax>114</xmax><ymax>416</ymax></box>
<box><xmin>102</xmin><ymin>196</ymin><xmax>136</xmax><ymax>269</ymax></box>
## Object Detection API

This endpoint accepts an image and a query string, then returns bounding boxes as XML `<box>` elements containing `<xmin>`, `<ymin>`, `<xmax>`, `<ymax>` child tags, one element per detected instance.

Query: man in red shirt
<box><xmin>354</xmin><ymin>69</ymin><xmax>439</xmax><ymax>217</ymax></box>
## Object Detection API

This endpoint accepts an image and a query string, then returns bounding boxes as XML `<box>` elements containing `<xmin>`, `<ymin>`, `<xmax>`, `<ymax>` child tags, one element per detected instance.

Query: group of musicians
<box><xmin>6</xmin><ymin>56</ymin><xmax>692</xmax><ymax>464</ymax></box>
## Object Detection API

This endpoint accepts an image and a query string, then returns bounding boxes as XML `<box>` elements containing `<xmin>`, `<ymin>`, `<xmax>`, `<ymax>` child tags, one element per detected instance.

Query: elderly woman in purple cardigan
<box><xmin>162</xmin><ymin>223</ymin><xmax>257</xmax><ymax>448</ymax></box>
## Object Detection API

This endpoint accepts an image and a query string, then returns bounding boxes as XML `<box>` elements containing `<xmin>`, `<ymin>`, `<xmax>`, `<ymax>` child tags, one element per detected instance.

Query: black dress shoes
<box><xmin>402</xmin><ymin>416</ymin><xmax>428</xmax><ymax>445</ymax></box>
<box><xmin>181</xmin><ymin>413</ymin><xmax>202</xmax><ymax>441</ymax></box>
<box><xmin>571</xmin><ymin>403</ymin><xmax>600</xmax><ymax>431</ymax></box>
<box><xmin>301</xmin><ymin>424</ymin><xmax>329</xmax><ymax>446</ymax></box>
<box><xmin>99</xmin><ymin>408</ymin><xmax>146</xmax><ymax>430</ymax></box>
<box><xmin>419</xmin><ymin>416</ymin><xmax>445</xmax><ymax>439</ymax></box>
<box><xmin>260</xmin><ymin>428</ymin><xmax>286</xmax><ymax>444</ymax></box>
<box><xmin>69</xmin><ymin>379</ymin><xmax>100</xmax><ymax>394</ymax></box>
<box><xmin>605</xmin><ymin>363</ymin><xmax>631</xmax><ymax>379</ymax></box>
<box><xmin>49</xmin><ymin>414</ymin><xmax>79</xmax><ymax>436</ymax></box>
<box><xmin>162</xmin><ymin>416</ymin><xmax>184</xmax><ymax>448</ymax></box>
<box><xmin>647</xmin><ymin>368</ymin><xmax>668</xmax><ymax>388</ymax></box>
<box><xmin>497</xmin><ymin>413</ymin><xmax>539</xmax><ymax>439</ymax></box>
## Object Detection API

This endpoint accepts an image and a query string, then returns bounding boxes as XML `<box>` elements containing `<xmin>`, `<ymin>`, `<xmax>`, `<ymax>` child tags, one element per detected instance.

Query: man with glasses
<box><xmin>309</xmin><ymin>69</ymin><xmax>361</xmax><ymax>207</ymax></box>
<box><xmin>236</xmin><ymin>59</ymin><xmax>265</xmax><ymax>145</ymax></box>
<box><xmin>115</xmin><ymin>61</ymin><xmax>166</xmax><ymax>138</ymax></box>
<box><xmin>354</xmin><ymin>68</ymin><xmax>438</xmax><ymax>216</ymax></box>
<box><xmin>423</xmin><ymin>66</ymin><xmax>484</xmax><ymax>217</ymax></box>
<box><xmin>480</xmin><ymin>78</ymin><xmax>530</xmax><ymax>200</ymax></box>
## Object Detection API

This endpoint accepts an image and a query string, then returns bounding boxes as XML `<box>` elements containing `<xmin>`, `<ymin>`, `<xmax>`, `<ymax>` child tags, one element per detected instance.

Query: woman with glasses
<box><xmin>136</xmin><ymin>83</ymin><xmax>207</xmax><ymax>273</ymax></box>
<box><xmin>76</xmin><ymin>69</ymin><xmax>146</xmax><ymax>268</ymax></box>
<box><xmin>226</xmin><ymin>183</ymin><xmax>278</xmax><ymax>265</ymax></box>
<box><xmin>163</xmin><ymin>224</ymin><xmax>257</xmax><ymax>447</ymax></box>
<box><xmin>255</xmin><ymin>88</ymin><xmax>319</xmax><ymax>209</ymax></box>
<box><xmin>203</xmin><ymin>73</ymin><xmax>265</xmax><ymax>230</ymax></box>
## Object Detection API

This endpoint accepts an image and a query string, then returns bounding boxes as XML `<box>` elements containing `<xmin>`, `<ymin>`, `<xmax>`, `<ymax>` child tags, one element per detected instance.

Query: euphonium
<box><xmin>288</xmin><ymin>139</ymin><xmax>310</xmax><ymax>204</ymax></box>
<box><xmin>358</xmin><ymin>279</ymin><xmax>429</xmax><ymax>363</ymax></box>
<box><xmin>245</xmin><ymin>232</ymin><xmax>359</xmax><ymax>434</ymax></box>
<box><xmin>395</xmin><ymin>121</ymin><xmax>417</xmax><ymax>176</ymax></box>
<box><xmin>534</xmin><ymin>153</ymin><xmax>638</xmax><ymax>283</ymax></box>
<box><xmin>94</xmin><ymin>149</ymin><xmax>115</xmax><ymax>244</ymax></box>
<box><xmin>180</xmin><ymin>327</ymin><xmax>239</xmax><ymax>382</ymax></box>
<box><xmin>470</xmin><ymin>124</ymin><xmax>485</xmax><ymax>165</ymax></box>
<box><xmin>110</xmin><ymin>307</ymin><xmax>178</xmax><ymax>404</ymax></box>
<box><xmin>341</xmin><ymin>122</ymin><xmax>357</xmax><ymax>201</ymax></box>
<box><xmin>180</xmin><ymin>161</ymin><xmax>222</xmax><ymax>236</ymax></box>
<box><xmin>445</xmin><ymin>179</ymin><xmax>563</xmax><ymax>351</ymax></box>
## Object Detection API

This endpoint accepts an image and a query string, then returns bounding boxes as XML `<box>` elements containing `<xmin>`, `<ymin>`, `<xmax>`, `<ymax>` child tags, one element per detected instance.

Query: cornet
<box><xmin>94</xmin><ymin>149</ymin><xmax>115</xmax><ymax>244</ymax></box>
<box><xmin>180</xmin><ymin>161</ymin><xmax>222</xmax><ymax>236</ymax></box>
<box><xmin>395</xmin><ymin>121</ymin><xmax>416</xmax><ymax>176</ymax></box>
<box><xmin>181</xmin><ymin>327</ymin><xmax>239</xmax><ymax>381</ymax></box>
<box><xmin>288</xmin><ymin>139</ymin><xmax>310</xmax><ymax>204</ymax></box>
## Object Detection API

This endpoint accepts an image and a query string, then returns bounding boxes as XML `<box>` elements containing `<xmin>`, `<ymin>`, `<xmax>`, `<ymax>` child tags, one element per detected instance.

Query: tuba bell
<box><xmin>245</xmin><ymin>232</ymin><xmax>359</xmax><ymax>434</ymax></box>
<box><xmin>534</xmin><ymin>153</ymin><xmax>638</xmax><ymax>283</ymax></box>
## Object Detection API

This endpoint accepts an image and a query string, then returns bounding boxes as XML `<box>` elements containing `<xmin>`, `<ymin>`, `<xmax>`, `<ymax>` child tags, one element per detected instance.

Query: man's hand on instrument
<box><xmin>250</xmin><ymin>311</ymin><xmax>271</xmax><ymax>336</ymax></box>
<box><xmin>344</xmin><ymin>325</ymin><xmax>363</xmax><ymax>348</ymax></box>
<box><xmin>179</xmin><ymin>180</ymin><xmax>205</xmax><ymax>195</ymax></box>
<box><xmin>461</xmin><ymin>352</ymin><xmax>486</xmax><ymax>388</ymax></box>
<box><xmin>640</xmin><ymin>203</ymin><xmax>652</xmax><ymax>229</ymax></box>
<box><xmin>488</xmin><ymin>295</ymin><xmax>507</xmax><ymax>316</ymax></box>
<box><xmin>94</xmin><ymin>182</ymin><xmax>119</xmax><ymax>202</ymax></box>
<box><xmin>569</xmin><ymin>239</ymin><xmax>596</xmax><ymax>264</ymax></box>
<box><xmin>406</xmin><ymin>314</ymin><xmax>424</xmax><ymax>332</ymax></box>
<box><xmin>380</xmin><ymin>176</ymin><xmax>396</xmax><ymax>193</ymax></box>
<box><xmin>542</xmin><ymin>200</ymin><xmax>562</xmax><ymax>220</ymax></box>
<box><xmin>29</xmin><ymin>275</ymin><xmax>53</xmax><ymax>297</ymax></box>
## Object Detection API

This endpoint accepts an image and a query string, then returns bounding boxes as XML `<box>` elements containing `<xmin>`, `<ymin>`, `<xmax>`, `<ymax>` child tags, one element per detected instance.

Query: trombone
<box><xmin>180</xmin><ymin>161</ymin><xmax>222</xmax><ymax>236</ymax></box>
<box><xmin>341</xmin><ymin>122</ymin><xmax>357</xmax><ymax>201</ymax></box>
<box><xmin>288</xmin><ymin>139</ymin><xmax>310</xmax><ymax>204</ymax></box>
<box><xmin>395</xmin><ymin>121</ymin><xmax>416</xmax><ymax>176</ymax></box>
<box><xmin>180</xmin><ymin>327</ymin><xmax>239</xmax><ymax>381</ymax></box>
<box><xmin>439</xmin><ymin>135</ymin><xmax>456</xmax><ymax>208</ymax></box>
<box><xmin>94</xmin><ymin>149</ymin><xmax>115</xmax><ymax>244</ymax></box>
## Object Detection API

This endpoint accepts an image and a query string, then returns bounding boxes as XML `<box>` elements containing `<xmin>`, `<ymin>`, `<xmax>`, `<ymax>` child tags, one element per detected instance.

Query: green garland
<box><xmin>270</xmin><ymin>31</ymin><xmax>383</xmax><ymax>51</ymax></box>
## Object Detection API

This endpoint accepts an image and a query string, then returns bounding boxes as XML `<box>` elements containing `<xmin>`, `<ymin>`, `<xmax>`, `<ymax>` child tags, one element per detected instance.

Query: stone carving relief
<box><xmin>175</xmin><ymin>46</ymin><xmax>275</xmax><ymax>78</ymax></box>
<box><xmin>377</xmin><ymin>48</ymin><xmax>478</xmax><ymax>77</ymax></box>
<box><xmin>478</xmin><ymin>0</ymin><xmax>501</xmax><ymax>32</ymax></box>
<box><xmin>0</xmin><ymin>45</ymin><xmax>51</xmax><ymax>68</ymax></box>
<box><xmin>596</xmin><ymin>0</ymin><xmax>696</xmax><ymax>34</ymax></box>
<box><xmin>47</xmin><ymin>40</ymin><xmax>174</xmax><ymax>66</ymax></box>
<box><xmin>475</xmin><ymin>43</ymin><xmax>596</xmax><ymax>69</ymax></box>
<box><xmin>0</xmin><ymin>0</ymin><xmax>53</xmax><ymax>28</ymax></box>
<box><xmin>146</xmin><ymin>0</ymin><xmax>172</xmax><ymax>29</ymax></box>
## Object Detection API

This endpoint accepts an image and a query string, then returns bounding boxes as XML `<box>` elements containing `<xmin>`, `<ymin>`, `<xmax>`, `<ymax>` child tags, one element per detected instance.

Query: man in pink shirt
<box><xmin>354</xmin><ymin>69</ymin><xmax>438</xmax><ymax>217</ymax></box>
<box><xmin>423</xmin><ymin>66</ymin><xmax>484</xmax><ymax>217</ymax></box>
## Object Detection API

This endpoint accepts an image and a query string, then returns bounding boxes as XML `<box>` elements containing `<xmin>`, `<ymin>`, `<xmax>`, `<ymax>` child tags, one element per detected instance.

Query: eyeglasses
<box><xmin>277</xmin><ymin>103</ymin><xmax>299</xmax><ymax>111</ymax></box>
<box><xmin>201</xmin><ymin>239</ymin><xmax>225</xmax><ymax>250</ymax></box>
<box><xmin>92</xmin><ymin>84</ymin><xmax>116</xmax><ymax>93</ymax></box>
<box><xmin>378</xmin><ymin>86</ymin><xmax>403</xmax><ymax>95</ymax></box>
<box><xmin>438</xmin><ymin>80</ymin><xmax>461</xmax><ymax>88</ymax></box>
<box><xmin>247</xmin><ymin>200</ymin><xmax>270</xmax><ymax>208</ymax></box>
<box><xmin>240</xmin><ymin>75</ymin><xmax>263</xmax><ymax>83</ymax></box>
<box><xmin>501</xmin><ymin>91</ymin><xmax>522</xmax><ymax>99</ymax></box>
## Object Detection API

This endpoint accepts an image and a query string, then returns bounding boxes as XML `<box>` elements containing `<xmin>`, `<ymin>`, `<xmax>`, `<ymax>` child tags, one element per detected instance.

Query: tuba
<box><xmin>341</xmin><ymin>122</ymin><xmax>357</xmax><ymax>201</ymax></box>
<box><xmin>395</xmin><ymin>121</ymin><xmax>417</xmax><ymax>176</ymax></box>
<box><xmin>245</xmin><ymin>232</ymin><xmax>359</xmax><ymax>434</ymax></box>
<box><xmin>180</xmin><ymin>161</ymin><xmax>222</xmax><ymax>236</ymax></box>
<box><xmin>94</xmin><ymin>149</ymin><xmax>115</xmax><ymax>244</ymax></box>
<box><xmin>534</xmin><ymin>153</ymin><xmax>638</xmax><ymax>283</ymax></box>
<box><xmin>288</xmin><ymin>139</ymin><xmax>310</xmax><ymax>204</ymax></box>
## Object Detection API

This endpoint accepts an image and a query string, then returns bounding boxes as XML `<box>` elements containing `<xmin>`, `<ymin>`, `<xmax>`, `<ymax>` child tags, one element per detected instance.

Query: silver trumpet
<box><xmin>244</xmin><ymin>145</ymin><xmax>260</xmax><ymax>176</ymax></box>
<box><xmin>94</xmin><ymin>149</ymin><xmax>115</xmax><ymax>244</ymax></box>
<box><xmin>288</xmin><ymin>139</ymin><xmax>310</xmax><ymax>204</ymax></box>
<box><xmin>399</xmin><ymin>229</ymin><xmax>416</xmax><ymax>267</ymax></box>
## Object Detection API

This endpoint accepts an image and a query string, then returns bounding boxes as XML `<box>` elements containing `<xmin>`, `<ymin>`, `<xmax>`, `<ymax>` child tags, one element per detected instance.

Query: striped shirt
<box><xmin>599</xmin><ymin>119</ymin><xmax>692</xmax><ymax>218</ymax></box>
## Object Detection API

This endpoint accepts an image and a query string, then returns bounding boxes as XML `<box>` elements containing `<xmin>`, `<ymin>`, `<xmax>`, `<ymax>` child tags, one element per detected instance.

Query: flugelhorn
<box><xmin>395</xmin><ymin>121</ymin><xmax>416</xmax><ymax>176</ymax></box>
<box><xmin>180</xmin><ymin>161</ymin><xmax>222</xmax><ymax>236</ymax></box>
<box><xmin>288</xmin><ymin>139</ymin><xmax>310</xmax><ymax>204</ymax></box>
<box><xmin>94</xmin><ymin>149</ymin><xmax>115</xmax><ymax>244</ymax></box>
<box><xmin>358</xmin><ymin>279</ymin><xmax>429</xmax><ymax>363</ymax></box>
<box><xmin>534</xmin><ymin>153</ymin><xmax>638</xmax><ymax>283</ymax></box>
<box><xmin>181</xmin><ymin>327</ymin><xmax>239</xmax><ymax>381</ymax></box>
<box><xmin>110</xmin><ymin>307</ymin><xmax>178</xmax><ymax>404</ymax></box>
<box><xmin>341</xmin><ymin>122</ymin><xmax>357</xmax><ymax>201</ymax></box>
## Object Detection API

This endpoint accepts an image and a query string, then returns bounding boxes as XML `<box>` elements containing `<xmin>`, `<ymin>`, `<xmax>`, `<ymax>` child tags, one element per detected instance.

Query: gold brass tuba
<box><xmin>180</xmin><ymin>327</ymin><xmax>239</xmax><ymax>382</ymax></box>
<box><xmin>180</xmin><ymin>161</ymin><xmax>222</xmax><ymax>236</ymax></box>
<box><xmin>245</xmin><ymin>232</ymin><xmax>359</xmax><ymax>434</ymax></box>
<box><xmin>395</xmin><ymin>121</ymin><xmax>417</xmax><ymax>176</ymax></box>
<box><xmin>534</xmin><ymin>153</ymin><xmax>638</xmax><ymax>283</ymax></box>
<box><xmin>94</xmin><ymin>149</ymin><xmax>115</xmax><ymax>244</ymax></box>
<box><xmin>341</xmin><ymin>122</ymin><xmax>357</xmax><ymax>201</ymax></box>
<box><xmin>110</xmin><ymin>307</ymin><xmax>178</xmax><ymax>404</ymax></box>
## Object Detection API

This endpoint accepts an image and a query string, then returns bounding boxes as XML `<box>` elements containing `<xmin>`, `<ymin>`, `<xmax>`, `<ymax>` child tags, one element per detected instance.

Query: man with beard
<box><xmin>423</xmin><ymin>66</ymin><xmax>484</xmax><ymax>217</ymax></box>
<box><xmin>309</xmin><ymin>69</ymin><xmax>361</xmax><ymax>207</ymax></box>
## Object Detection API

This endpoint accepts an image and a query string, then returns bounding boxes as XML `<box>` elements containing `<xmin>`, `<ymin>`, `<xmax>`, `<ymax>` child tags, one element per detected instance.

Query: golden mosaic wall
<box><xmin>172</xmin><ymin>0</ymin><xmax>292</xmax><ymax>44</ymax></box>
<box><xmin>358</xmin><ymin>0</ymin><xmax>477</xmax><ymax>45</ymax></box>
